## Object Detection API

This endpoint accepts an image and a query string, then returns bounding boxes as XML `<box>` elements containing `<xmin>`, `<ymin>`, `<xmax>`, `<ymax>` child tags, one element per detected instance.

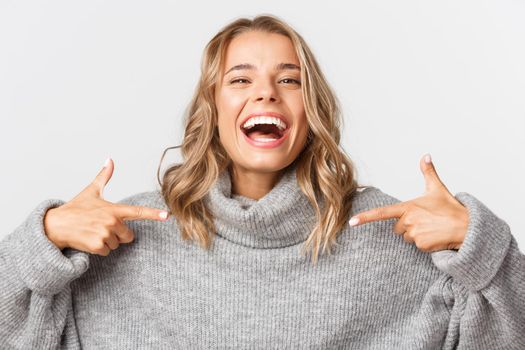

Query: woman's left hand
<box><xmin>349</xmin><ymin>154</ymin><xmax>470</xmax><ymax>253</ymax></box>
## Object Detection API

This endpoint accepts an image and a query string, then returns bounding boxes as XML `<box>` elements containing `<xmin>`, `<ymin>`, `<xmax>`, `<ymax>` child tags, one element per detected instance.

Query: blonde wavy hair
<box><xmin>157</xmin><ymin>14</ymin><xmax>370</xmax><ymax>264</ymax></box>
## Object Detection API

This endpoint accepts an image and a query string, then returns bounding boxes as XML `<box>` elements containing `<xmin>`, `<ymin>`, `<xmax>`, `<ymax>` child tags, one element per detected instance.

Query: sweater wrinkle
<box><xmin>206</xmin><ymin>162</ymin><xmax>319</xmax><ymax>249</ymax></box>
<box><xmin>2</xmin><ymin>163</ymin><xmax>524</xmax><ymax>349</ymax></box>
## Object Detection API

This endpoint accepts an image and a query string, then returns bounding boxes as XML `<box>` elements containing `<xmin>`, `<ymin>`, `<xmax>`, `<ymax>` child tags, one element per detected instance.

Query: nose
<box><xmin>252</xmin><ymin>79</ymin><xmax>279</xmax><ymax>103</ymax></box>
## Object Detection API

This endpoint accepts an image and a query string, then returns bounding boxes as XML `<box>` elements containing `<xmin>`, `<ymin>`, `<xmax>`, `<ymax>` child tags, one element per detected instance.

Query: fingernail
<box><xmin>103</xmin><ymin>157</ymin><xmax>111</xmax><ymax>168</ymax></box>
<box><xmin>424</xmin><ymin>154</ymin><xmax>432</xmax><ymax>164</ymax></box>
<box><xmin>349</xmin><ymin>217</ymin><xmax>360</xmax><ymax>226</ymax></box>
<box><xmin>159</xmin><ymin>211</ymin><xmax>168</xmax><ymax>219</ymax></box>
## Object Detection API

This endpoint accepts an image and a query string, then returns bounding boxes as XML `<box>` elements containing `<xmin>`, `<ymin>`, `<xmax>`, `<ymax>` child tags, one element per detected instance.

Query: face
<box><xmin>214</xmin><ymin>30</ymin><xmax>309</xmax><ymax>174</ymax></box>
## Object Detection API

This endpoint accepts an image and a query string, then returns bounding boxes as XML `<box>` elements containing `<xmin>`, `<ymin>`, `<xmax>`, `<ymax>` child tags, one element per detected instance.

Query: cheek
<box><xmin>287</xmin><ymin>94</ymin><xmax>306</xmax><ymax>118</ymax></box>
<box><xmin>217</xmin><ymin>89</ymin><xmax>246</xmax><ymax>113</ymax></box>
<box><xmin>216</xmin><ymin>89</ymin><xmax>246</xmax><ymax>138</ymax></box>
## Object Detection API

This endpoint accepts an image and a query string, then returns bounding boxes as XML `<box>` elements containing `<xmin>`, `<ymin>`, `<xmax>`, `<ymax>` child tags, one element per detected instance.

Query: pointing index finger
<box><xmin>349</xmin><ymin>202</ymin><xmax>406</xmax><ymax>226</ymax></box>
<box><xmin>113</xmin><ymin>204</ymin><xmax>170</xmax><ymax>221</ymax></box>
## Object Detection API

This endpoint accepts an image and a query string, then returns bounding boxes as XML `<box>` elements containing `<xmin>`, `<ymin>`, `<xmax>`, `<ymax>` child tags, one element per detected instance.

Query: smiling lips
<box><xmin>239</xmin><ymin>111</ymin><xmax>290</xmax><ymax>131</ymax></box>
<box><xmin>241</xmin><ymin>126</ymin><xmax>290</xmax><ymax>148</ymax></box>
<box><xmin>239</xmin><ymin>111</ymin><xmax>291</xmax><ymax>148</ymax></box>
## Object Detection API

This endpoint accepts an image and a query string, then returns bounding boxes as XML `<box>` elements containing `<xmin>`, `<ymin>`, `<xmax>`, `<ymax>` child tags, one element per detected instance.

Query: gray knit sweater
<box><xmin>1</xmin><ymin>163</ymin><xmax>524</xmax><ymax>349</ymax></box>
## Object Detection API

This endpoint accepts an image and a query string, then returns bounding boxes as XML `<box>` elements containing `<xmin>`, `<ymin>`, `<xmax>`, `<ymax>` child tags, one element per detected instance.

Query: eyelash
<box><xmin>229</xmin><ymin>78</ymin><xmax>301</xmax><ymax>85</ymax></box>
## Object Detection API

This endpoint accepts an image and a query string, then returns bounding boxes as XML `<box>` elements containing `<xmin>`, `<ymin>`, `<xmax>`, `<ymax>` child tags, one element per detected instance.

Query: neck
<box><xmin>229</xmin><ymin>163</ymin><xmax>287</xmax><ymax>200</ymax></box>
<box><xmin>206</xmin><ymin>160</ymin><xmax>320</xmax><ymax>249</ymax></box>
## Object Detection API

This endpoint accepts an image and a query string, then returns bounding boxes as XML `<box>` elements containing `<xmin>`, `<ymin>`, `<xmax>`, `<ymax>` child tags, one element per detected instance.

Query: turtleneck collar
<box><xmin>205</xmin><ymin>162</ymin><xmax>319</xmax><ymax>249</ymax></box>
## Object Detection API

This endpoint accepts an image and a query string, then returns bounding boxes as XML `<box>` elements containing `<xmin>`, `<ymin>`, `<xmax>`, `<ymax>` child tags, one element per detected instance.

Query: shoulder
<box><xmin>349</xmin><ymin>185</ymin><xmax>402</xmax><ymax>216</ymax></box>
<box><xmin>340</xmin><ymin>186</ymin><xmax>446</xmax><ymax>282</ymax></box>
<box><xmin>343</xmin><ymin>185</ymin><xmax>417</xmax><ymax>254</ymax></box>
<box><xmin>116</xmin><ymin>189</ymin><xmax>169</xmax><ymax>212</ymax></box>
<box><xmin>113</xmin><ymin>190</ymin><xmax>179</xmax><ymax>239</ymax></box>
<box><xmin>342</xmin><ymin>185</ymin><xmax>403</xmax><ymax>242</ymax></box>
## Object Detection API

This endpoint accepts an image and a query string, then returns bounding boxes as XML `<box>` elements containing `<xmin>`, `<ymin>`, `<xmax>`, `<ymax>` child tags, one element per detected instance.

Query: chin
<box><xmin>233</xmin><ymin>158</ymin><xmax>292</xmax><ymax>173</ymax></box>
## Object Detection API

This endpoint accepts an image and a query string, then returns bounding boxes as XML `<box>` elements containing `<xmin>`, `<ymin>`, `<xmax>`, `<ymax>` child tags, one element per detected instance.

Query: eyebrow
<box><xmin>224</xmin><ymin>62</ymin><xmax>301</xmax><ymax>75</ymax></box>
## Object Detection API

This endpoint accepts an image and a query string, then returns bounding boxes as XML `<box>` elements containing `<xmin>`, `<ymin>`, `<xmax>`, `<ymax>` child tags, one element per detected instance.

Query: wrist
<box><xmin>44</xmin><ymin>208</ymin><xmax>67</xmax><ymax>250</ymax></box>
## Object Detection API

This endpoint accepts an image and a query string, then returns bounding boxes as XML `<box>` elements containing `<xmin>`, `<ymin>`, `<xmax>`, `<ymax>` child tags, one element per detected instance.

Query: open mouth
<box><xmin>241</xmin><ymin>123</ymin><xmax>287</xmax><ymax>141</ymax></box>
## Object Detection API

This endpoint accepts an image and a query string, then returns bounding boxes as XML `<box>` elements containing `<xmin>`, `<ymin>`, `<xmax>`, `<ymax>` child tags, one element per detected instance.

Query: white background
<box><xmin>1</xmin><ymin>0</ymin><xmax>523</xmax><ymax>249</ymax></box>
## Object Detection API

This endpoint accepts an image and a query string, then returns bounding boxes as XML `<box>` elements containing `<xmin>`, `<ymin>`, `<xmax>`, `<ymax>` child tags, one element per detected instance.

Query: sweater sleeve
<box><xmin>430</xmin><ymin>192</ymin><xmax>525</xmax><ymax>349</ymax></box>
<box><xmin>0</xmin><ymin>198</ymin><xmax>90</xmax><ymax>349</ymax></box>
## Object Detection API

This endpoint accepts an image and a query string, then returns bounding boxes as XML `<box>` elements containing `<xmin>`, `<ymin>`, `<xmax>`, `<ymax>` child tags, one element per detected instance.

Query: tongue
<box><xmin>247</xmin><ymin>130</ymin><xmax>281</xmax><ymax>140</ymax></box>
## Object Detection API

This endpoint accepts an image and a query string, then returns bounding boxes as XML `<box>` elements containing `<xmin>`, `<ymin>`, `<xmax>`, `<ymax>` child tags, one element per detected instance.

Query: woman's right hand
<box><xmin>43</xmin><ymin>158</ymin><xmax>170</xmax><ymax>256</ymax></box>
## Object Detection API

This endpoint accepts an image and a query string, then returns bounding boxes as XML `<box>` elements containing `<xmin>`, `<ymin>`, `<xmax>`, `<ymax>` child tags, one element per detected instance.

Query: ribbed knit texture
<box><xmin>1</xmin><ymin>163</ymin><xmax>524</xmax><ymax>349</ymax></box>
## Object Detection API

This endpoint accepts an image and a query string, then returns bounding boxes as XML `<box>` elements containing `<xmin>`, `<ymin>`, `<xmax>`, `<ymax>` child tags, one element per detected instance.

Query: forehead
<box><xmin>222</xmin><ymin>31</ymin><xmax>299</xmax><ymax>70</ymax></box>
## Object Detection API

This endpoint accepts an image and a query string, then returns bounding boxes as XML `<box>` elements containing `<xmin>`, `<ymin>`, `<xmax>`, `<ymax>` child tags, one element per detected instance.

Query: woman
<box><xmin>1</xmin><ymin>14</ymin><xmax>524</xmax><ymax>349</ymax></box>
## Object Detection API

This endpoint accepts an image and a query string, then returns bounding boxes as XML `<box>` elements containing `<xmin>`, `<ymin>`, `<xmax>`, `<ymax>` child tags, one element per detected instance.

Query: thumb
<box><xmin>91</xmin><ymin>157</ymin><xmax>114</xmax><ymax>198</ymax></box>
<box><xmin>420</xmin><ymin>153</ymin><xmax>450</xmax><ymax>196</ymax></box>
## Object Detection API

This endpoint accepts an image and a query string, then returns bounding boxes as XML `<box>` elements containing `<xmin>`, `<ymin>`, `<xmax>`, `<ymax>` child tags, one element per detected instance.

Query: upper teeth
<box><xmin>242</xmin><ymin>116</ymin><xmax>287</xmax><ymax>131</ymax></box>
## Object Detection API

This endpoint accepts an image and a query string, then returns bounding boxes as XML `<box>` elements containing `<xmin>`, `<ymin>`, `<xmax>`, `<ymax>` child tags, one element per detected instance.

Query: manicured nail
<box><xmin>159</xmin><ymin>211</ymin><xmax>168</xmax><ymax>219</ymax></box>
<box><xmin>424</xmin><ymin>154</ymin><xmax>432</xmax><ymax>164</ymax></box>
<box><xmin>349</xmin><ymin>217</ymin><xmax>360</xmax><ymax>226</ymax></box>
<box><xmin>103</xmin><ymin>157</ymin><xmax>111</xmax><ymax>168</ymax></box>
